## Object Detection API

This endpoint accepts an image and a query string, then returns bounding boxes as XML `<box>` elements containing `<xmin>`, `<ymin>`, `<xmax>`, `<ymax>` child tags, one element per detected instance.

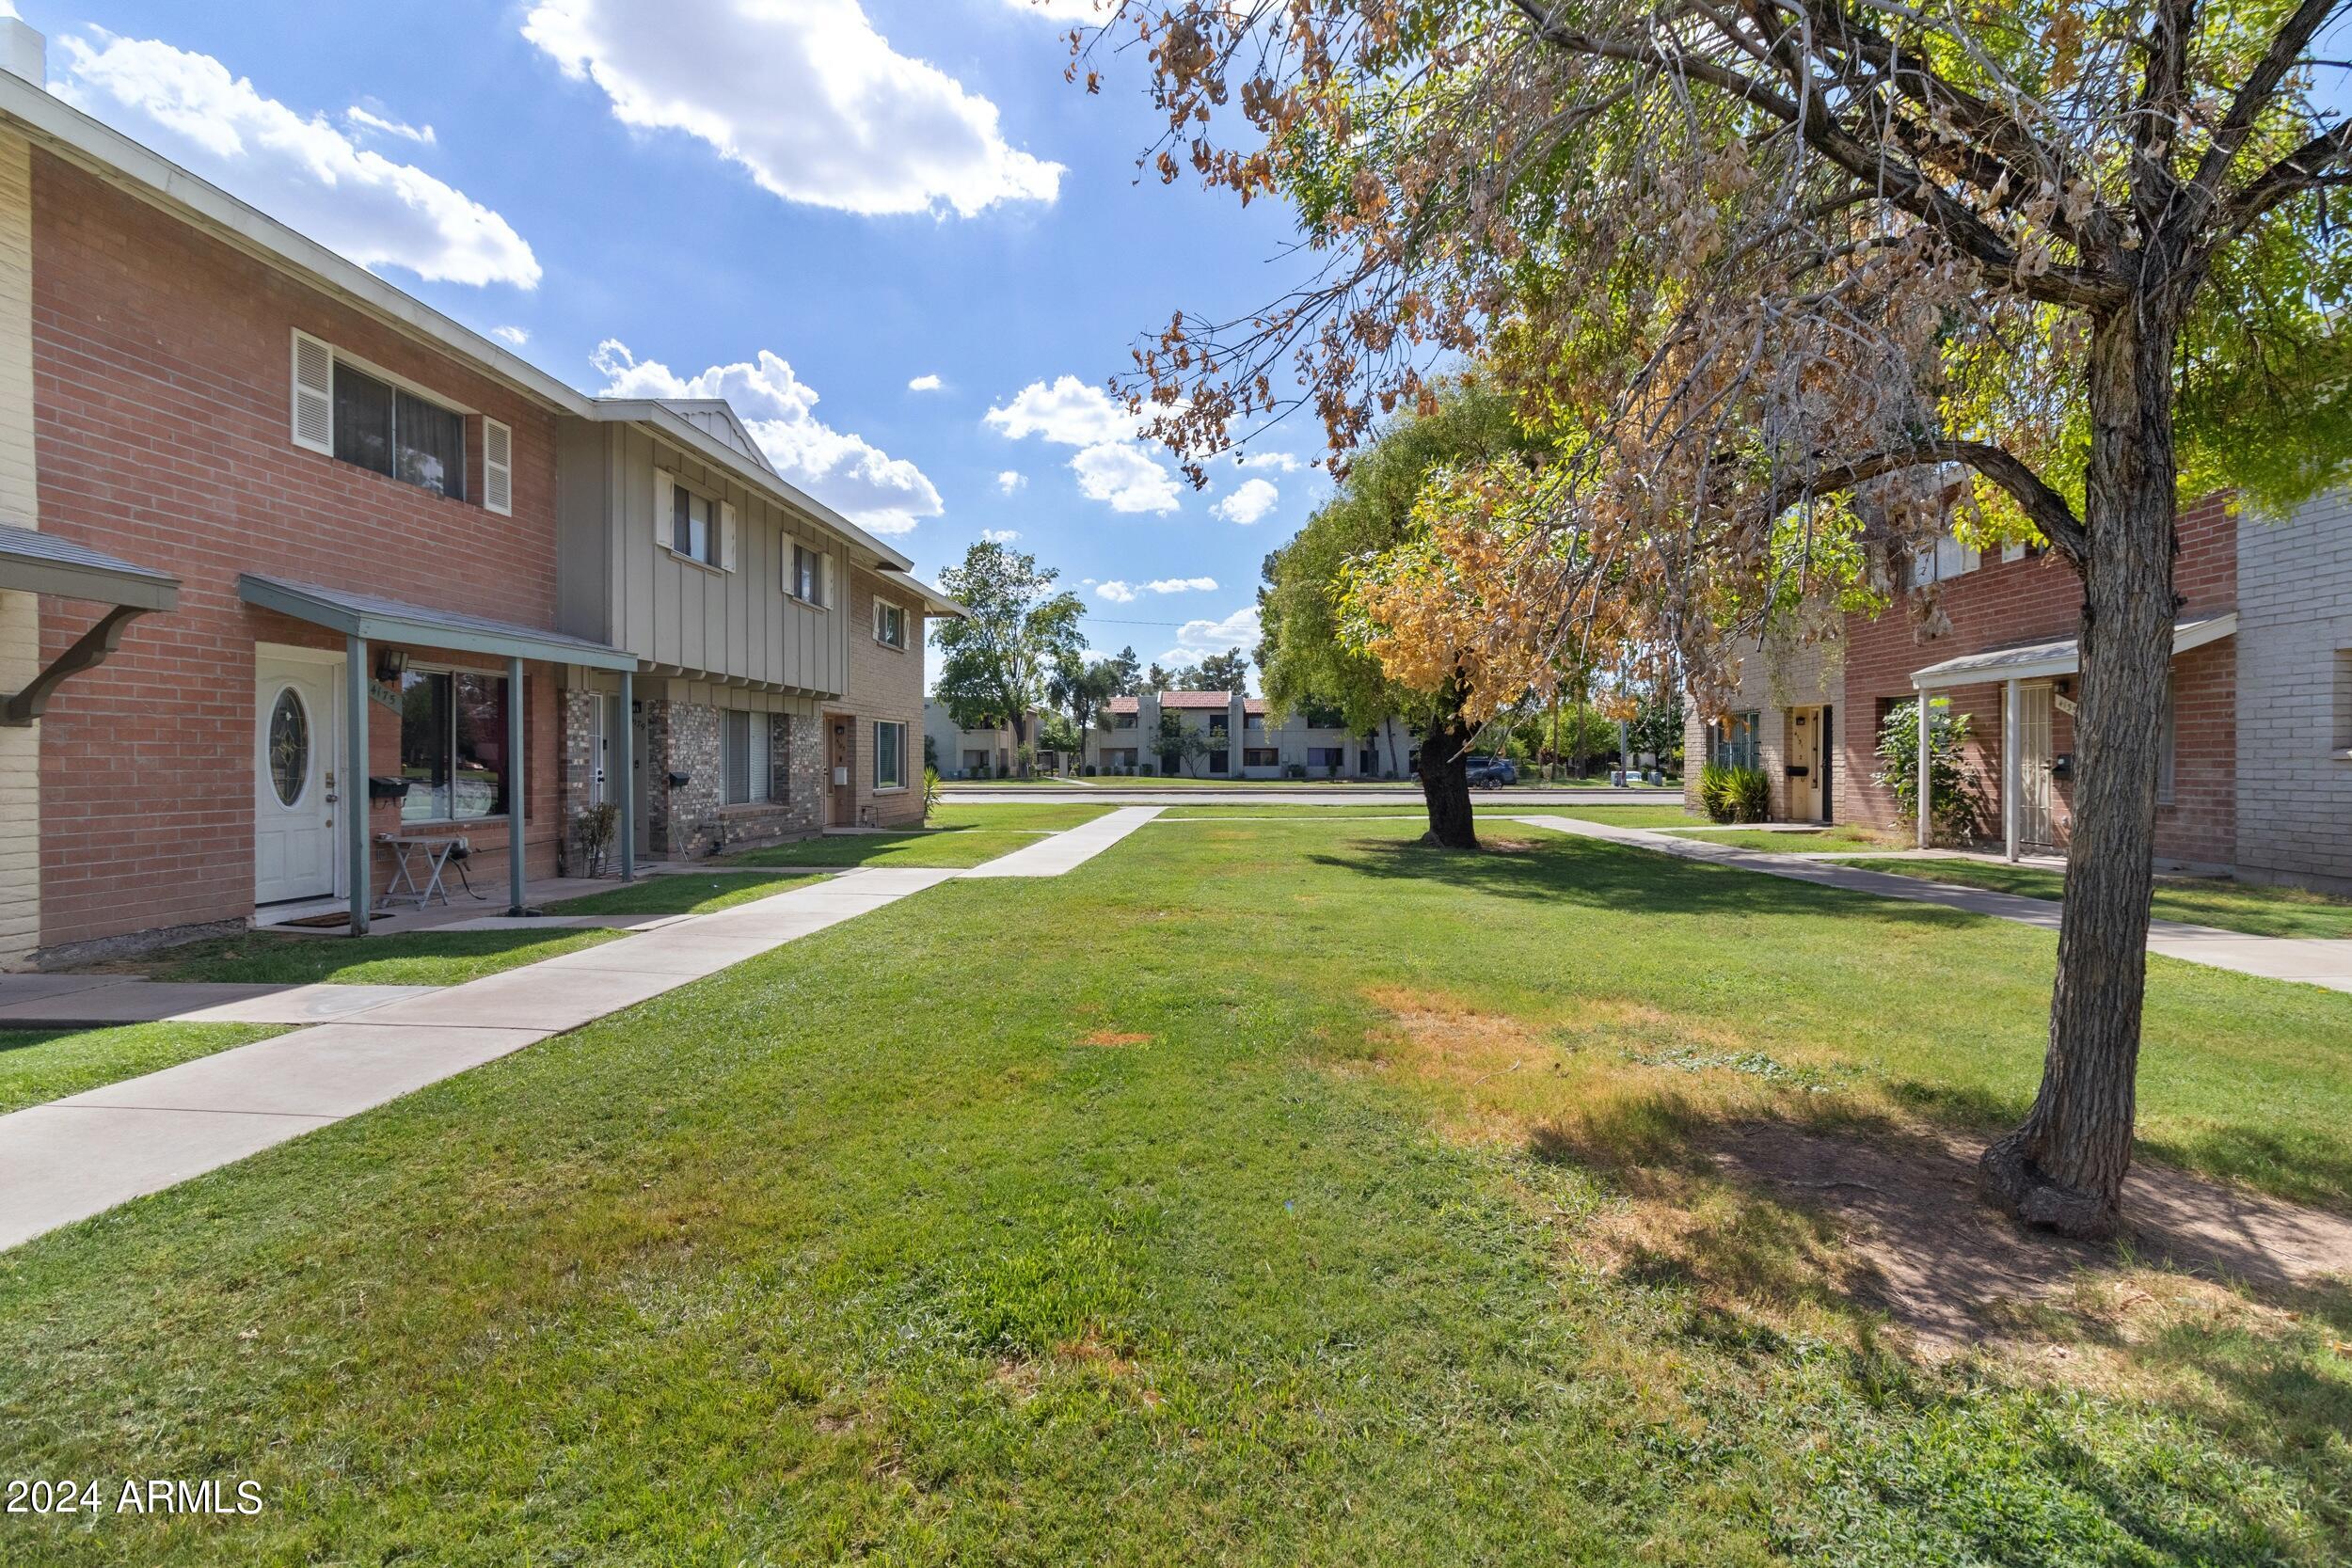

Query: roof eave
<box><xmin>0</xmin><ymin>76</ymin><xmax>593</xmax><ymax>421</ymax></box>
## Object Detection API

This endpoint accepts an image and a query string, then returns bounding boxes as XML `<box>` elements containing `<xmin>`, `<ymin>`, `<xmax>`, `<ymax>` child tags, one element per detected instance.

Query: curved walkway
<box><xmin>1515</xmin><ymin>815</ymin><xmax>2352</xmax><ymax>994</ymax></box>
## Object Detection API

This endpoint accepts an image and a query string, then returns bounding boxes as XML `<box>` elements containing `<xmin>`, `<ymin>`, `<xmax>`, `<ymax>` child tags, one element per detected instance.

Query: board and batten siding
<box><xmin>556</xmin><ymin>422</ymin><xmax>849</xmax><ymax>697</ymax></box>
<box><xmin>0</xmin><ymin>130</ymin><xmax>38</xmax><ymax>967</ymax></box>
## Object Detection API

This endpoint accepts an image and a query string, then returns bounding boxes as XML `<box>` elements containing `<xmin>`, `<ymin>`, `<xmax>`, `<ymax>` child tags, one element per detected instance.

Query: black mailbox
<box><xmin>667</xmin><ymin>770</ymin><xmax>692</xmax><ymax>789</ymax></box>
<box><xmin>2051</xmin><ymin>753</ymin><xmax>2074</xmax><ymax>781</ymax></box>
<box><xmin>367</xmin><ymin>775</ymin><xmax>412</xmax><ymax>800</ymax></box>
<box><xmin>1784</xmin><ymin>765</ymin><xmax>1810</xmax><ymax>778</ymax></box>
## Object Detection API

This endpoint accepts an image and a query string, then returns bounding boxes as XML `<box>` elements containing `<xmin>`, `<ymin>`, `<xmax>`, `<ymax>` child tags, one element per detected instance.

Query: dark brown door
<box><xmin>829</xmin><ymin>715</ymin><xmax>854</xmax><ymax>826</ymax></box>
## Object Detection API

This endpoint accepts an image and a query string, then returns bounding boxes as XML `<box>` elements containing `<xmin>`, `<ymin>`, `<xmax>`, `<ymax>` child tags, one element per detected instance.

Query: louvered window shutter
<box><xmin>291</xmin><ymin>330</ymin><xmax>334</xmax><ymax>453</ymax></box>
<box><xmin>653</xmin><ymin>467</ymin><xmax>676</xmax><ymax>551</ymax></box>
<box><xmin>483</xmin><ymin>419</ymin><xmax>514</xmax><ymax>515</ymax></box>
<box><xmin>821</xmin><ymin>553</ymin><xmax>835</xmax><ymax>610</ymax></box>
<box><xmin>720</xmin><ymin>501</ymin><xmax>739</xmax><ymax>571</ymax></box>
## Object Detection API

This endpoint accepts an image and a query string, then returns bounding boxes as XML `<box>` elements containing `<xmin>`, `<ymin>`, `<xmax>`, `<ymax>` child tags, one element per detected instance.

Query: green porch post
<box><xmin>508</xmin><ymin>655</ymin><xmax>528</xmax><ymax>914</ymax></box>
<box><xmin>346</xmin><ymin>634</ymin><xmax>369</xmax><ymax>935</ymax></box>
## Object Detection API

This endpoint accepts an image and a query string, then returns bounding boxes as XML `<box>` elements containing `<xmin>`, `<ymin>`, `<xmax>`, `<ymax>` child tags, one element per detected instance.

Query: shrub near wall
<box><xmin>1698</xmin><ymin>764</ymin><xmax>1772</xmax><ymax>823</ymax></box>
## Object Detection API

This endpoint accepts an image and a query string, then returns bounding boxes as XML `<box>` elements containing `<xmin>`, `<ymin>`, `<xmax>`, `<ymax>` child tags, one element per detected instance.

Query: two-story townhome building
<box><xmin>1687</xmin><ymin>487</ymin><xmax>2352</xmax><ymax>893</ymax></box>
<box><xmin>923</xmin><ymin>702</ymin><xmax>1049</xmax><ymax>779</ymax></box>
<box><xmin>0</xmin><ymin>37</ymin><xmax>952</xmax><ymax>967</ymax></box>
<box><xmin>552</xmin><ymin>400</ymin><xmax>956</xmax><ymax>858</ymax></box>
<box><xmin>1084</xmin><ymin>691</ymin><xmax>1414</xmax><ymax>779</ymax></box>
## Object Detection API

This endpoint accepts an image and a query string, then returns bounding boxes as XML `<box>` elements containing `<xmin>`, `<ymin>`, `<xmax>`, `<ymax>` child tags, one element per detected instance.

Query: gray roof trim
<box><xmin>1911</xmin><ymin>612</ymin><xmax>2237</xmax><ymax>689</ymax></box>
<box><xmin>875</xmin><ymin>568</ymin><xmax>966</xmax><ymax>618</ymax></box>
<box><xmin>238</xmin><ymin>575</ymin><xmax>638</xmax><ymax>671</ymax></box>
<box><xmin>0</xmin><ymin>522</ymin><xmax>179</xmax><ymax>612</ymax></box>
<box><xmin>0</xmin><ymin>75</ymin><xmax>591</xmax><ymax>419</ymax></box>
<box><xmin>589</xmin><ymin>401</ymin><xmax>914</xmax><ymax>571</ymax></box>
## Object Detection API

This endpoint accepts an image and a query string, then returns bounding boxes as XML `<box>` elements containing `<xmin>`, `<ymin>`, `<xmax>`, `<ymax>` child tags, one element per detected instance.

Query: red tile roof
<box><xmin>1104</xmin><ymin>691</ymin><xmax>1262</xmax><ymax>715</ymax></box>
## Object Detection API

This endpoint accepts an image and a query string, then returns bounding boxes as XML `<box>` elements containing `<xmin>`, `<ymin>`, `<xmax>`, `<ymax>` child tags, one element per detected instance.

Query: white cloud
<box><xmin>489</xmin><ymin>325</ymin><xmax>531</xmax><ymax>346</ymax></box>
<box><xmin>522</xmin><ymin>0</ymin><xmax>1062</xmax><ymax>218</ymax></box>
<box><xmin>986</xmin><ymin>376</ymin><xmax>1187</xmax><ymax>515</ymax></box>
<box><xmin>1145</xmin><ymin>577</ymin><xmax>1217</xmax><ymax>594</ymax></box>
<box><xmin>1234</xmin><ymin>451</ymin><xmax>1303</xmax><ymax>472</ymax></box>
<box><xmin>998</xmin><ymin>0</ymin><xmax>1111</xmax><ymax>18</ymax></box>
<box><xmin>980</xmin><ymin>528</ymin><xmax>1021</xmax><ymax>543</ymax></box>
<box><xmin>982</xmin><ymin>376</ymin><xmax>1136</xmax><ymax>446</ymax></box>
<box><xmin>1164</xmin><ymin>604</ymin><xmax>1263</xmax><ymax>663</ymax></box>
<box><xmin>1095</xmin><ymin>580</ymin><xmax>1138</xmax><ymax>604</ymax></box>
<box><xmin>344</xmin><ymin>105</ymin><xmax>436</xmax><ymax>146</ymax></box>
<box><xmin>1071</xmin><ymin>442</ymin><xmax>1181</xmax><ymax>515</ymax></box>
<box><xmin>994</xmin><ymin>470</ymin><xmax>1028</xmax><ymax>495</ymax></box>
<box><xmin>593</xmin><ymin>340</ymin><xmax>943</xmax><ymax>535</ymax></box>
<box><xmin>907</xmin><ymin>373</ymin><xmax>944</xmax><ymax>392</ymax></box>
<box><xmin>1213</xmin><ymin>478</ymin><xmax>1279</xmax><ymax>525</ymax></box>
<box><xmin>53</xmin><ymin>33</ymin><xmax>540</xmax><ymax>290</ymax></box>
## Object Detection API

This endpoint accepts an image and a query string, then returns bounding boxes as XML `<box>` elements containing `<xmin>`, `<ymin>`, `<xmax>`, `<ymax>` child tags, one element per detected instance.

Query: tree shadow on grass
<box><xmin>1309</xmin><ymin>835</ymin><xmax>1974</xmax><ymax>927</ymax></box>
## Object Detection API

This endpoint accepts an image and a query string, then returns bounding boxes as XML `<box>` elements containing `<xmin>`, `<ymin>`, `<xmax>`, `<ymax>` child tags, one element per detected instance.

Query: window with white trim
<box><xmin>872</xmin><ymin>598</ymin><xmax>908</xmax><ymax>650</ymax></box>
<box><xmin>788</xmin><ymin>542</ymin><xmax>830</xmax><ymax>607</ymax></box>
<box><xmin>290</xmin><ymin>330</ymin><xmax>470</xmax><ymax>502</ymax></box>
<box><xmin>659</xmin><ymin>473</ymin><xmax>734</xmax><ymax>569</ymax></box>
<box><xmin>723</xmin><ymin>709</ymin><xmax>772</xmax><ymax>804</ymax></box>
<box><xmin>874</xmin><ymin>720</ymin><xmax>908</xmax><ymax>789</ymax></box>
<box><xmin>1908</xmin><ymin>531</ymin><xmax>1981</xmax><ymax>589</ymax></box>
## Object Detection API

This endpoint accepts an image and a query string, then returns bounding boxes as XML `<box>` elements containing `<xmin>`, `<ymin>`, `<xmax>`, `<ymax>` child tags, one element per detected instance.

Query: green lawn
<box><xmin>0</xmin><ymin>1022</ymin><xmax>282</xmax><ymax>1116</ymax></box>
<box><xmin>545</xmin><ymin>871</ymin><xmax>830</xmax><ymax>918</ymax></box>
<box><xmin>926</xmin><ymin>801</ymin><xmax>1115</xmax><ymax>832</ymax></box>
<box><xmin>4</xmin><ymin>820</ymin><xmax>2347</xmax><ymax>1561</ymax></box>
<box><xmin>125</xmin><ymin>927</ymin><xmax>625</xmax><ymax>987</ymax></box>
<box><xmin>728</xmin><ymin>830</ymin><xmax>1048</xmax><ymax>869</ymax></box>
<box><xmin>1826</xmin><ymin>856</ymin><xmax>2352</xmax><ymax>940</ymax></box>
<box><xmin>949</xmin><ymin>774</ymin><xmax>1680</xmax><ymax>791</ymax></box>
<box><xmin>1666</xmin><ymin>824</ymin><xmax>1910</xmax><ymax>853</ymax></box>
<box><xmin>1156</xmin><ymin>802</ymin><xmax>1702</xmax><ymax>824</ymax></box>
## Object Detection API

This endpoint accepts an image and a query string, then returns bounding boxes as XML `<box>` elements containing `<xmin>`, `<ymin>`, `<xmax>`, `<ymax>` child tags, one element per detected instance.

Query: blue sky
<box><xmin>21</xmin><ymin>0</ymin><xmax>1327</xmax><ymax>684</ymax></box>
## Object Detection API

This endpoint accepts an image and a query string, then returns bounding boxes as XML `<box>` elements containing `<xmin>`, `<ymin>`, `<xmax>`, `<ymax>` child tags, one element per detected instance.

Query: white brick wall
<box><xmin>2235</xmin><ymin>487</ymin><xmax>2352</xmax><ymax>890</ymax></box>
<box><xmin>0</xmin><ymin>131</ymin><xmax>39</xmax><ymax>967</ymax></box>
<box><xmin>1685</xmin><ymin>632</ymin><xmax>1841</xmax><ymax>819</ymax></box>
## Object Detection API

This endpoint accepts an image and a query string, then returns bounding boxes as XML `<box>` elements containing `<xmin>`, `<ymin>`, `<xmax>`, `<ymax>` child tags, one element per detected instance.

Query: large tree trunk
<box><xmin>1979</xmin><ymin>306</ymin><xmax>2181</xmax><ymax>1242</ymax></box>
<box><xmin>1010</xmin><ymin>712</ymin><xmax>1031</xmax><ymax>778</ymax></box>
<box><xmin>1418</xmin><ymin>704</ymin><xmax>1479</xmax><ymax>849</ymax></box>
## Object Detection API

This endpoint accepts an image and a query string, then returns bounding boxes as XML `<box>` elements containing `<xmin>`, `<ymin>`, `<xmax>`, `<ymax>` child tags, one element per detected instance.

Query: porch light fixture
<box><xmin>374</xmin><ymin>647</ymin><xmax>407</xmax><ymax>684</ymax></box>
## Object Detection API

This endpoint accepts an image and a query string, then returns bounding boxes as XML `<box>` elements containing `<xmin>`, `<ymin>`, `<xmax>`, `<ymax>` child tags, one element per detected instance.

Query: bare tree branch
<box><xmin>1760</xmin><ymin>439</ymin><xmax>2090</xmax><ymax>564</ymax></box>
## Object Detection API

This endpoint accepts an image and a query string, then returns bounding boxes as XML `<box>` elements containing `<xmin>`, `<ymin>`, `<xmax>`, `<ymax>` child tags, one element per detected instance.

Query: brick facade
<box><xmin>1684</xmin><ymin>629</ymin><xmax>1841</xmax><ymax>820</ymax></box>
<box><xmin>2234</xmin><ymin>488</ymin><xmax>2352</xmax><ymax>892</ymax></box>
<box><xmin>1836</xmin><ymin>498</ymin><xmax>2238</xmax><ymax>863</ymax></box>
<box><xmin>26</xmin><ymin>150</ymin><xmax>567</xmax><ymax>957</ymax></box>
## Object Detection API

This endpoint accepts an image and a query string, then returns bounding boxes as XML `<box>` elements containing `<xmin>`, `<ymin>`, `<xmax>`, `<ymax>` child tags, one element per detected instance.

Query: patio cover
<box><xmin>0</xmin><ymin>521</ymin><xmax>181</xmax><ymax>725</ymax></box>
<box><xmin>237</xmin><ymin>574</ymin><xmax>640</xmax><ymax>934</ymax></box>
<box><xmin>1910</xmin><ymin>612</ymin><xmax>2237</xmax><ymax>690</ymax></box>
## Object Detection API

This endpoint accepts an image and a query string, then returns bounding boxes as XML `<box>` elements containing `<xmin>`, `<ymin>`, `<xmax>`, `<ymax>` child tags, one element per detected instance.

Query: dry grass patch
<box><xmin>1080</xmin><ymin>1030</ymin><xmax>1153</xmax><ymax>1048</ymax></box>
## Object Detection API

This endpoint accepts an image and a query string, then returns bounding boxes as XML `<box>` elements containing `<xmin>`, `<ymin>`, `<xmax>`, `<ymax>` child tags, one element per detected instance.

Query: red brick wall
<box><xmin>1837</xmin><ymin>495</ymin><xmax>2237</xmax><ymax>863</ymax></box>
<box><xmin>30</xmin><ymin>153</ymin><xmax>566</xmax><ymax>949</ymax></box>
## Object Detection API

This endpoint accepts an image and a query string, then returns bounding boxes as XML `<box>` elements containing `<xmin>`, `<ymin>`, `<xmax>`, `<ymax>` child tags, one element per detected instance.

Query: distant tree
<box><xmin>1261</xmin><ymin>380</ymin><xmax>1547</xmax><ymax>847</ymax></box>
<box><xmin>1048</xmin><ymin>653</ymin><xmax>1123</xmax><ymax>765</ymax></box>
<box><xmin>1628</xmin><ymin>685</ymin><xmax>1687</xmax><ymax>774</ymax></box>
<box><xmin>1141</xmin><ymin>662</ymin><xmax>1177</xmax><ymax>694</ymax></box>
<box><xmin>1039</xmin><ymin>712</ymin><xmax>1083</xmax><ymax>769</ymax></box>
<box><xmin>1104</xmin><ymin>645</ymin><xmax>1143</xmax><ymax>695</ymax></box>
<box><xmin>1184</xmin><ymin>649</ymin><xmax>1249</xmax><ymax>694</ymax></box>
<box><xmin>933</xmin><ymin>541</ymin><xmax>1084</xmax><ymax>778</ymax></box>
<box><xmin>1155</xmin><ymin>711</ymin><xmax>1213</xmax><ymax>777</ymax></box>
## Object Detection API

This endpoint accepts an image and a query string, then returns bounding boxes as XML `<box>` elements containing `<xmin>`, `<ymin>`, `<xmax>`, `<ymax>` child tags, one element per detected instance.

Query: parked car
<box><xmin>1464</xmin><ymin>755</ymin><xmax>1518</xmax><ymax>788</ymax></box>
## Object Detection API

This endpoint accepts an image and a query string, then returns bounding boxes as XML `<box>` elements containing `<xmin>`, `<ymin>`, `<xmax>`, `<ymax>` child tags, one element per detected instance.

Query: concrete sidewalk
<box><xmin>0</xmin><ymin>864</ymin><xmax>961</xmax><ymax>1251</ymax></box>
<box><xmin>1516</xmin><ymin>815</ymin><xmax>2352</xmax><ymax>994</ymax></box>
<box><xmin>0</xmin><ymin>976</ymin><xmax>439</xmax><ymax>1027</ymax></box>
<box><xmin>961</xmin><ymin>806</ymin><xmax>1164</xmax><ymax>877</ymax></box>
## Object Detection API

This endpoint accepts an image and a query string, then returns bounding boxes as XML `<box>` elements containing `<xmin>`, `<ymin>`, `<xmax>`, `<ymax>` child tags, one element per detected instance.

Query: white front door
<box><xmin>255</xmin><ymin>652</ymin><xmax>342</xmax><ymax>904</ymax></box>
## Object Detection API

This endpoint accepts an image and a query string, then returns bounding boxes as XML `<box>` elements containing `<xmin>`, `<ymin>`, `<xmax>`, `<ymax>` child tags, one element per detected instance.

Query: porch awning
<box><xmin>1910</xmin><ymin>612</ymin><xmax>2237</xmax><ymax>690</ymax></box>
<box><xmin>0</xmin><ymin>522</ymin><xmax>182</xmax><ymax>725</ymax></box>
<box><xmin>238</xmin><ymin>574</ymin><xmax>638</xmax><ymax>672</ymax></box>
<box><xmin>0</xmin><ymin>521</ymin><xmax>179</xmax><ymax>611</ymax></box>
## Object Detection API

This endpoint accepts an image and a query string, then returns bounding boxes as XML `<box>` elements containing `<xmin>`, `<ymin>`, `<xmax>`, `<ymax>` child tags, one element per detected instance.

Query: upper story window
<box><xmin>655</xmin><ymin>469</ymin><xmax>733</xmax><ymax>570</ymax></box>
<box><xmin>1111</xmin><ymin>711</ymin><xmax>1137</xmax><ymax>730</ymax></box>
<box><xmin>1207</xmin><ymin>712</ymin><xmax>1230</xmax><ymax>735</ymax></box>
<box><xmin>788</xmin><ymin>542</ymin><xmax>831</xmax><ymax>607</ymax></box>
<box><xmin>672</xmin><ymin>484</ymin><xmax>717</xmax><ymax>564</ymax></box>
<box><xmin>291</xmin><ymin>330</ymin><xmax>504</xmax><ymax>513</ymax></box>
<box><xmin>872</xmin><ymin>598</ymin><xmax>908</xmax><ymax>650</ymax></box>
<box><xmin>1908</xmin><ymin>531</ymin><xmax>1981</xmax><ymax>589</ymax></box>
